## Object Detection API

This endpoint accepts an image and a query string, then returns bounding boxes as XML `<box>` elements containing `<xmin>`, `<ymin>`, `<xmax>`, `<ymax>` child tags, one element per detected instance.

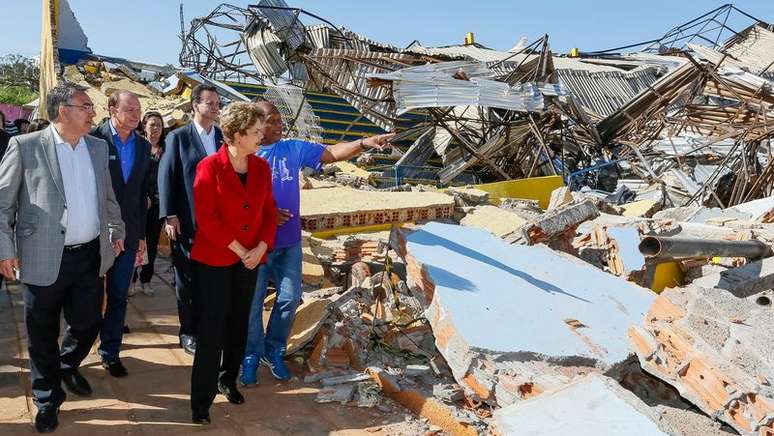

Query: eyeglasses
<box><xmin>64</xmin><ymin>103</ymin><xmax>96</xmax><ymax>113</ymax></box>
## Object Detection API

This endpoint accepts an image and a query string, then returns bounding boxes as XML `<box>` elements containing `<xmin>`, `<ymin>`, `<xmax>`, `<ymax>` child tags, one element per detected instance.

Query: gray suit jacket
<box><xmin>0</xmin><ymin>128</ymin><xmax>126</xmax><ymax>286</ymax></box>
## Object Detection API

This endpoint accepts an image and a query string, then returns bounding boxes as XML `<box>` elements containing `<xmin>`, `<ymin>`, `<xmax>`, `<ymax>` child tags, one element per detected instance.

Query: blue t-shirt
<box><xmin>258</xmin><ymin>139</ymin><xmax>326</xmax><ymax>249</ymax></box>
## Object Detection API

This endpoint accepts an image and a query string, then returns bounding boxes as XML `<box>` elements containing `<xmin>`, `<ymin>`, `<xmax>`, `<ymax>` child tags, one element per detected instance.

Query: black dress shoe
<box><xmin>179</xmin><ymin>335</ymin><xmax>196</xmax><ymax>355</ymax></box>
<box><xmin>192</xmin><ymin>410</ymin><xmax>211</xmax><ymax>425</ymax></box>
<box><xmin>218</xmin><ymin>383</ymin><xmax>245</xmax><ymax>404</ymax></box>
<box><xmin>62</xmin><ymin>370</ymin><xmax>92</xmax><ymax>396</ymax></box>
<box><xmin>102</xmin><ymin>359</ymin><xmax>128</xmax><ymax>378</ymax></box>
<box><xmin>34</xmin><ymin>407</ymin><xmax>58</xmax><ymax>433</ymax></box>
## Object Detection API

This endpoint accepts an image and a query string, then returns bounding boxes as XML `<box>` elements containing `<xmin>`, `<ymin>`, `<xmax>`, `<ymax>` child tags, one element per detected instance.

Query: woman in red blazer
<box><xmin>189</xmin><ymin>102</ymin><xmax>276</xmax><ymax>424</ymax></box>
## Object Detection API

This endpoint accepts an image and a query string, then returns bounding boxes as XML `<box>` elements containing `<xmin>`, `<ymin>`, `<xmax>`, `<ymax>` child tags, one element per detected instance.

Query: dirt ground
<box><xmin>0</xmin><ymin>256</ymin><xmax>425</xmax><ymax>435</ymax></box>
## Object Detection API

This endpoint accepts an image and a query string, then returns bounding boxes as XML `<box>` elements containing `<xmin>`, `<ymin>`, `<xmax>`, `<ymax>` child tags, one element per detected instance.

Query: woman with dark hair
<box><xmin>131</xmin><ymin>111</ymin><xmax>166</xmax><ymax>296</ymax></box>
<box><xmin>189</xmin><ymin>102</ymin><xmax>276</xmax><ymax>424</ymax></box>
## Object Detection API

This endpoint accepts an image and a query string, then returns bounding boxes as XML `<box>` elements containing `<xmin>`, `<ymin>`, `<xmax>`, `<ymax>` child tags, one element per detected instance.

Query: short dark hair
<box><xmin>47</xmin><ymin>82</ymin><xmax>88</xmax><ymax>121</ymax></box>
<box><xmin>0</xmin><ymin>111</ymin><xmax>5</xmax><ymax>127</ymax></box>
<box><xmin>190</xmin><ymin>84</ymin><xmax>218</xmax><ymax>106</ymax></box>
<box><xmin>28</xmin><ymin>118</ymin><xmax>50</xmax><ymax>133</ymax></box>
<box><xmin>107</xmin><ymin>90</ymin><xmax>136</xmax><ymax>110</ymax></box>
<box><xmin>13</xmin><ymin>118</ymin><xmax>30</xmax><ymax>129</ymax></box>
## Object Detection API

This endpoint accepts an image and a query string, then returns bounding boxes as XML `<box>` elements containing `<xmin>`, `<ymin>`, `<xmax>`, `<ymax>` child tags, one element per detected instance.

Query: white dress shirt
<box><xmin>194</xmin><ymin>120</ymin><xmax>217</xmax><ymax>156</ymax></box>
<box><xmin>50</xmin><ymin>126</ymin><xmax>100</xmax><ymax>245</ymax></box>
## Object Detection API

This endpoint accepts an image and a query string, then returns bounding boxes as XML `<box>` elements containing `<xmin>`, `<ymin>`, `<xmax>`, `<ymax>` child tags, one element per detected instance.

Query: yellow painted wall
<box><xmin>473</xmin><ymin>175</ymin><xmax>564</xmax><ymax>209</ymax></box>
<box><xmin>650</xmin><ymin>261</ymin><xmax>683</xmax><ymax>293</ymax></box>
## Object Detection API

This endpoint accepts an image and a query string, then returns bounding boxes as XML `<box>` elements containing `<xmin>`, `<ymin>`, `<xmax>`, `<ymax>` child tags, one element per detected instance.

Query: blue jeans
<box><xmin>98</xmin><ymin>248</ymin><xmax>136</xmax><ymax>362</ymax></box>
<box><xmin>244</xmin><ymin>243</ymin><xmax>302</xmax><ymax>358</ymax></box>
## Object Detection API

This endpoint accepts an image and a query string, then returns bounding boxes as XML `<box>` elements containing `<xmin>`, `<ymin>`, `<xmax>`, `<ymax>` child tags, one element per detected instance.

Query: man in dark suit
<box><xmin>158</xmin><ymin>84</ymin><xmax>222</xmax><ymax>355</ymax></box>
<box><xmin>90</xmin><ymin>90</ymin><xmax>150</xmax><ymax>377</ymax></box>
<box><xmin>0</xmin><ymin>111</ymin><xmax>10</xmax><ymax>157</ymax></box>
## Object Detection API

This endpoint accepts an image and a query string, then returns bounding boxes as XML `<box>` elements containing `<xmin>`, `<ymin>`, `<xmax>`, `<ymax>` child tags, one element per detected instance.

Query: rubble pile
<box><xmin>284</xmin><ymin>173</ymin><xmax>774</xmax><ymax>435</ymax></box>
<box><xmin>61</xmin><ymin>63</ymin><xmax>190</xmax><ymax>128</ymax></box>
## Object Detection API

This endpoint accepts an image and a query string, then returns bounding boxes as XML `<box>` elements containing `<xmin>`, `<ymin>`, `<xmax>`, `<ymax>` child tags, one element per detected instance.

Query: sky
<box><xmin>2</xmin><ymin>0</ymin><xmax>773</xmax><ymax>65</ymax></box>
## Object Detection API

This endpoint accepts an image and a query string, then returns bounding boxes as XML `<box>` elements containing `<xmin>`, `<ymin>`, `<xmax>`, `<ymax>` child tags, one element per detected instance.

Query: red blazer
<box><xmin>191</xmin><ymin>145</ymin><xmax>277</xmax><ymax>267</ymax></box>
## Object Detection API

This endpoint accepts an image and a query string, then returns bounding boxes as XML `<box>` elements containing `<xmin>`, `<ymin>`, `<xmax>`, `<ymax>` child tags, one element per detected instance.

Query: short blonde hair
<box><xmin>219</xmin><ymin>102</ymin><xmax>266</xmax><ymax>143</ymax></box>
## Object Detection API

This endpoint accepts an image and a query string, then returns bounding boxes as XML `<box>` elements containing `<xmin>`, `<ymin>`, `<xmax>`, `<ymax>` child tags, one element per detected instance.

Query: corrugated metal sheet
<box><xmin>245</xmin><ymin>26</ymin><xmax>287</xmax><ymax>76</ymax></box>
<box><xmin>556</xmin><ymin>67</ymin><xmax>660</xmax><ymax>117</ymax></box>
<box><xmin>370</xmin><ymin>62</ymin><xmax>544</xmax><ymax>114</ymax></box>
<box><xmin>690</xmin><ymin>27</ymin><xmax>774</xmax><ymax>79</ymax></box>
<box><xmin>304</xmin><ymin>48</ymin><xmax>418</xmax><ymax>129</ymax></box>
<box><xmin>724</xmin><ymin>25</ymin><xmax>774</xmax><ymax>78</ymax></box>
<box><xmin>305</xmin><ymin>25</ymin><xmax>331</xmax><ymax>49</ymax></box>
<box><xmin>257</xmin><ymin>0</ymin><xmax>305</xmax><ymax>50</ymax></box>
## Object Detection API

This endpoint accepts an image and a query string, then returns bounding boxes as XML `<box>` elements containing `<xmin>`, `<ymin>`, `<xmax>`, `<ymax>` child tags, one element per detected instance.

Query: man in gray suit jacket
<box><xmin>0</xmin><ymin>82</ymin><xmax>125</xmax><ymax>433</ymax></box>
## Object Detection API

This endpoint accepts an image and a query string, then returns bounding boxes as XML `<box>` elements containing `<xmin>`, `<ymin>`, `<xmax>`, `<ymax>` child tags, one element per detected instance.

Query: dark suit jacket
<box><xmin>0</xmin><ymin>130</ymin><xmax>10</xmax><ymax>163</ymax></box>
<box><xmin>158</xmin><ymin>122</ymin><xmax>223</xmax><ymax>243</ymax></box>
<box><xmin>90</xmin><ymin>121</ymin><xmax>151</xmax><ymax>250</ymax></box>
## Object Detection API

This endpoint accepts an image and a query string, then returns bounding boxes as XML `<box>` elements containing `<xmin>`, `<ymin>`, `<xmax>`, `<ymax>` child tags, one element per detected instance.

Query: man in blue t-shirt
<box><xmin>241</xmin><ymin>101</ymin><xmax>393</xmax><ymax>384</ymax></box>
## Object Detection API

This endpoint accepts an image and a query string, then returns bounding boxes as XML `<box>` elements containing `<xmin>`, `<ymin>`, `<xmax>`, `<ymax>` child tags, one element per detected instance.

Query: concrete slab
<box><xmin>731</xmin><ymin>196</ymin><xmax>774</xmax><ymax>222</ymax></box>
<box><xmin>493</xmin><ymin>375</ymin><xmax>668</xmax><ymax>436</ymax></box>
<box><xmin>459</xmin><ymin>205</ymin><xmax>526</xmax><ymax>238</ymax></box>
<box><xmin>393</xmin><ymin>222</ymin><xmax>656</xmax><ymax>406</ymax></box>
<box><xmin>629</xmin><ymin>283</ymin><xmax>774</xmax><ymax>435</ymax></box>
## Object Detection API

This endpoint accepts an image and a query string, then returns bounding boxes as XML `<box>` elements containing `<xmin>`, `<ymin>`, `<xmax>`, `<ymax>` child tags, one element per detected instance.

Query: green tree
<box><xmin>0</xmin><ymin>54</ymin><xmax>39</xmax><ymax>105</ymax></box>
<box><xmin>0</xmin><ymin>54</ymin><xmax>39</xmax><ymax>91</ymax></box>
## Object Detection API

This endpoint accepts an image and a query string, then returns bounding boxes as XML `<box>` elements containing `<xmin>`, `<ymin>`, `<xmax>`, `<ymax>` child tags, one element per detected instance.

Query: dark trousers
<box><xmin>171</xmin><ymin>239</ymin><xmax>196</xmax><ymax>337</ymax></box>
<box><xmin>23</xmin><ymin>239</ymin><xmax>102</xmax><ymax>410</ymax></box>
<box><xmin>138</xmin><ymin>204</ymin><xmax>163</xmax><ymax>284</ymax></box>
<box><xmin>98</xmin><ymin>248</ymin><xmax>137</xmax><ymax>362</ymax></box>
<box><xmin>190</xmin><ymin>260</ymin><xmax>257</xmax><ymax>414</ymax></box>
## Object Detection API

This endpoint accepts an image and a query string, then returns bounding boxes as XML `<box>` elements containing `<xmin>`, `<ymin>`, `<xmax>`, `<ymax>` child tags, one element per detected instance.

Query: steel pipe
<box><xmin>638</xmin><ymin>236</ymin><xmax>770</xmax><ymax>260</ymax></box>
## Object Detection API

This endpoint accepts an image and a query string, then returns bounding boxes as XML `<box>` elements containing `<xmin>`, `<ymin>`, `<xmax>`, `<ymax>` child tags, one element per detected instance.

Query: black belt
<box><xmin>63</xmin><ymin>238</ymin><xmax>99</xmax><ymax>252</ymax></box>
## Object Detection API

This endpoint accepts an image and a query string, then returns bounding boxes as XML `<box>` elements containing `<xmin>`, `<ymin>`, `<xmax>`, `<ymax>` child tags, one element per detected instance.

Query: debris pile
<box><xmin>54</xmin><ymin>2</ymin><xmax>774</xmax><ymax>433</ymax></box>
<box><xmin>280</xmin><ymin>170</ymin><xmax>774</xmax><ymax>435</ymax></box>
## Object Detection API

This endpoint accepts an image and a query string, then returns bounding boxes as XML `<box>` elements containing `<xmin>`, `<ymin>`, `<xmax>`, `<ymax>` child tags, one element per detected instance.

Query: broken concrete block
<box><xmin>391</xmin><ymin>222</ymin><xmax>656</xmax><ymax>407</ymax></box>
<box><xmin>446</xmin><ymin>186</ymin><xmax>490</xmax><ymax>206</ymax></box>
<box><xmin>629</xmin><ymin>284</ymin><xmax>774</xmax><ymax>435</ymax></box>
<box><xmin>432</xmin><ymin>384</ymin><xmax>464</xmax><ymax>403</ymax></box>
<box><xmin>323</xmin><ymin>160</ymin><xmax>373</xmax><ymax>181</ymax></box>
<box><xmin>547</xmin><ymin>186</ymin><xmax>573</xmax><ymax>211</ymax></box>
<box><xmin>621</xmin><ymin>199</ymin><xmax>662</xmax><ymax>218</ymax></box>
<box><xmin>315</xmin><ymin>383</ymin><xmax>355</xmax><ymax>404</ymax></box>
<box><xmin>321</xmin><ymin>372</ymin><xmax>372</xmax><ymax>386</ymax></box>
<box><xmin>511</xmin><ymin>199</ymin><xmax>600</xmax><ymax>245</ymax></box>
<box><xmin>302</xmin><ymin>235</ymin><xmax>328</xmax><ymax>286</ymax></box>
<box><xmin>304</xmin><ymin>371</ymin><xmax>338</xmax><ymax>384</ymax></box>
<box><xmin>300</xmin><ymin>187</ymin><xmax>454</xmax><ymax>233</ymax></box>
<box><xmin>691</xmin><ymin>256</ymin><xmax>774</xmax><ymax>298</ymax></box>
<box><xmin>404</xmin><ymin>364</ymin><xmax>431</xmax><ymax>377</ymax></box>
<box><xmin>493</xmin><ymin>375</ymin><xmax>671</xmax><ymax>435</ymax></box>
<box><xmin>459</xmin><ymin>205</ymin><xmax>526</xmax><ymax>238</ymax></box>
<box><xmin>732</xmin><ymin>196</ymin><xmax>774</xmax><ymax>223</ymax></box>
<box><xmin>286</xmin><ymin>298</ymin><xmax>332</xmax><ymax>355</ymax></box>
